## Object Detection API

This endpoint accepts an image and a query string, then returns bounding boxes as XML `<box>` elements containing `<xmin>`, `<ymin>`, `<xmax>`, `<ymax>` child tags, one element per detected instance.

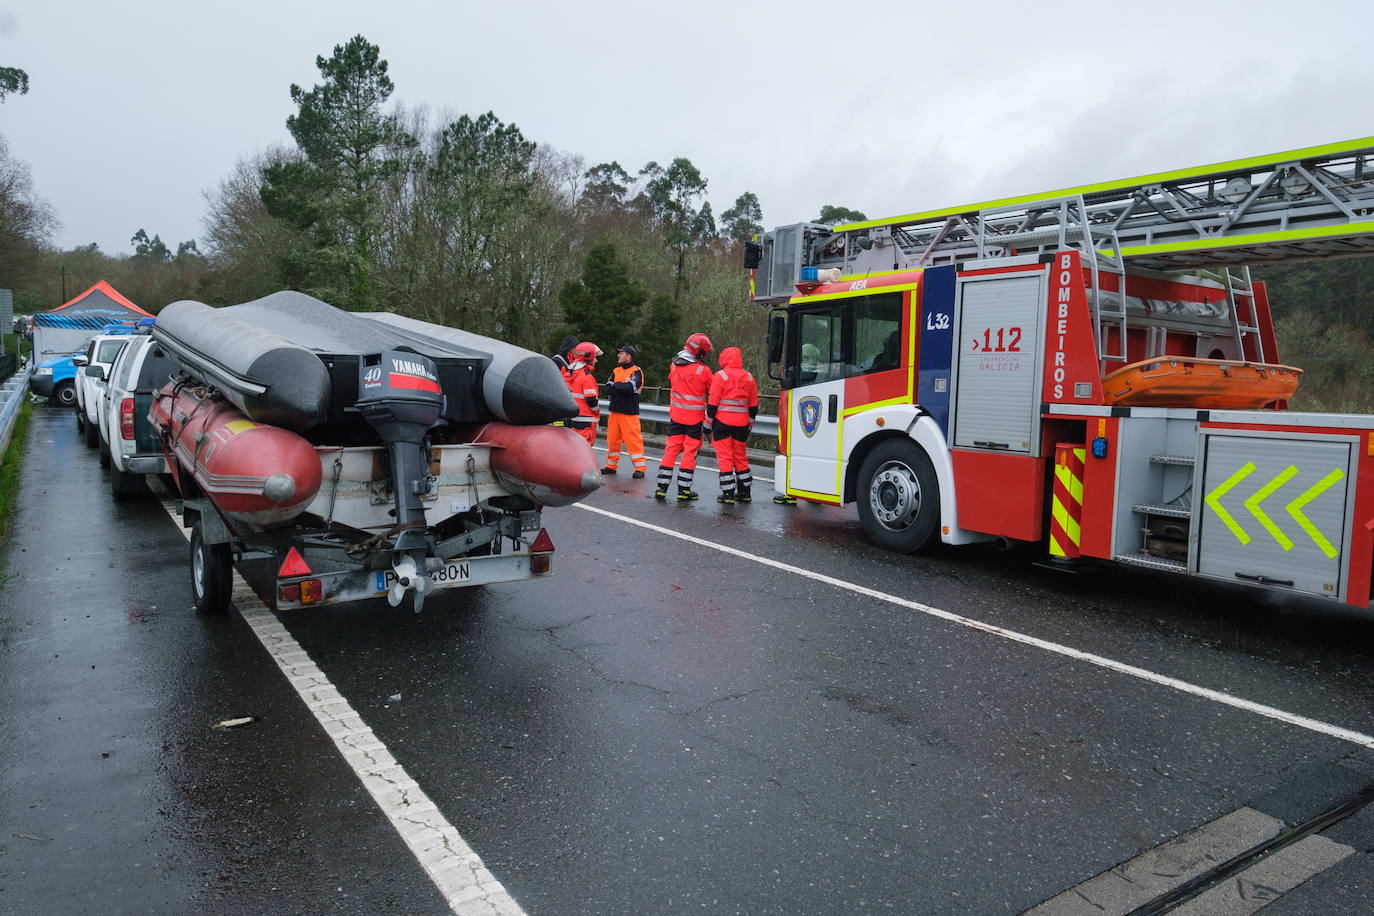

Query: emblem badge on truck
<box><xmin>798</xmin><ymin>396</ymin><xmax>822</xmax><ymax>437</ymax></box>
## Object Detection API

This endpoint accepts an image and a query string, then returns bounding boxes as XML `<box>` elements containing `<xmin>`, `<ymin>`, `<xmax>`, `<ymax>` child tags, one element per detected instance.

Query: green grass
<box><xmin>0</xmin><ymin>395</ymin><xmax>34</xmax><ymax>549</ymax></box>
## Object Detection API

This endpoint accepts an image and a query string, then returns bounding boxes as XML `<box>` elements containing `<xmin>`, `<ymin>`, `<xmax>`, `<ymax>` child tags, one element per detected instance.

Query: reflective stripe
<box><xmin>672</xmin><ymin>393</ymin><xmax>707</xmax><ymax>403</ymax></box>
<box><xmin>718</xmin><ymin>396</ymin><xmax>750</xmax><ymax>418</ymax></box>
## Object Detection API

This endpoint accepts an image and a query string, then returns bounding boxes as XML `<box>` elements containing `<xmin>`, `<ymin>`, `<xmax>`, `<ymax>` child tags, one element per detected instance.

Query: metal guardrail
<box><xmin>0</xmin><ymin>367</ymin><xmax>30</xmax><ymax>462</ymax></box>
<box><xmin>631</xmin><ymin>402</ymin><xmax>778</xmax><ymax>439</ymax></box>
<box><xmin>600</xmin><ymin>385</ymin><xmax>779</xmax><ymax>440</ymax></box>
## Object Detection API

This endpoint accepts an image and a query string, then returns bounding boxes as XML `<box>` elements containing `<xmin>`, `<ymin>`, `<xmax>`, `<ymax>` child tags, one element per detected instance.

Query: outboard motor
<box><xmin>357</xmin><ymin>350</ymin><xmax>445</xmax><ymax>611</ymax></box>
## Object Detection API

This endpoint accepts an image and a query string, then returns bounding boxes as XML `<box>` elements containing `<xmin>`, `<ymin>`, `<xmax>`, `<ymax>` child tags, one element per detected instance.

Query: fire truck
<box><xmin>749</xmin><ymin>138</ymin><xmax>1374</xmax><ymax>608</ymax></box>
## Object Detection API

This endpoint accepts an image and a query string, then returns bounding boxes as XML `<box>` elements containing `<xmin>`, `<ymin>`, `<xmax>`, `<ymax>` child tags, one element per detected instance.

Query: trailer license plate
<box><xmin>375</xmin><ymin>561</ymin><xmax>470</xmax><ymax>592</ymax></box>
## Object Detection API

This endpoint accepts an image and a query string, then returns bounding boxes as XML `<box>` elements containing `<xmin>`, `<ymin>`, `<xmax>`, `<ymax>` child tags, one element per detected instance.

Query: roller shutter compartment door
<box><xmin>953</xmin><ymin>275</ymin><xmax>1043</xmax><ymax>453</ymax></box>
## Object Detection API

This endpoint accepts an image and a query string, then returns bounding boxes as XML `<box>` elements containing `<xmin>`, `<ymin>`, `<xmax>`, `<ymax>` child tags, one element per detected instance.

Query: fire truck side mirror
<box><xmin>743</xmin><ymin>241</ymin><xmax>763</xmax><ymax>269</ymax></box>
<box><xmin>767</xmin><ymin>315</ymin><xmax>785</xmax><ymax>364</ymax></box>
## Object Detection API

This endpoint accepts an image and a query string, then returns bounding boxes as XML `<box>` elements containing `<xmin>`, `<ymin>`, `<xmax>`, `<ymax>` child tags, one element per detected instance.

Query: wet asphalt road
<box><xmin>7</xmin><ymin>404</ymin><xmax>1374</xmax><ymax>914</ymax></box>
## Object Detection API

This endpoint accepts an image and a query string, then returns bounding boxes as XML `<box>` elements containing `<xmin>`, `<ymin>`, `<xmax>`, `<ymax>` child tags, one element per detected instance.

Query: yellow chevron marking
<box><xmin>1244</xmin><ymin>465</ymin><xmax>1298</xmax><ymax>551</ymax></box>
<box><xmin>1286</xmin><ymin>468</ymin><xmax>1345</xmax><ymax>559</ymax></box>
<box><xmin>1055</xmin><ymin>464</ymin><xmax>1083</xmax><ymax>505</ymax></box>
<box><xmin>1206</xmin><ymin>462</ymin><xmax>1255</xmax><ymax>545</ymax></box>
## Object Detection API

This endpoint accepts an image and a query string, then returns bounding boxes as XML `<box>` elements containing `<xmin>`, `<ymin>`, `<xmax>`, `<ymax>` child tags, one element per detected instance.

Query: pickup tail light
<box><xmin>120</xmin><ymin>398</ymin><xmax>135</xmax><ymax>440</ymax></box>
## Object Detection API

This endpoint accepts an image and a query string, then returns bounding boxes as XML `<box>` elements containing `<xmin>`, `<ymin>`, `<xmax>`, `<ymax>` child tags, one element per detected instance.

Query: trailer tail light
<box><xmin>278</xmin><ymin>579</ymin><xmax>324</xmax><ymax>604</ymax></box>
<box><xmin>529</xmin><ymin>527</ymin><xmax>554</xmax><ymax>575</ymax></box>
<box><xmin>120</xmin><ymin>398</ymin><xmax>136</xmax><ymax>440</ymax></box>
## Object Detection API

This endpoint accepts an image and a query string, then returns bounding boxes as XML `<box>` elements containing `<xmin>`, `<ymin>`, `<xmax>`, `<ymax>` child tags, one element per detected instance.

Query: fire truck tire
<box><xmin>190</xmin><ymin>521</ymin><xmax>232</xmax><ymax>615</ymax></box>
<box><xmin>856</xmin><ymin>440</ymin><xmax>940</xmax><ymax>553</ymax></box>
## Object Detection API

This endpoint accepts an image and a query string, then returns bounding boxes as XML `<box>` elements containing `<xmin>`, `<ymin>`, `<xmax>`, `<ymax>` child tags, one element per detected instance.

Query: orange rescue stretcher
<box><xmin>1101</xmin><ymin>357</ymin><xmax>1302</xmax><ymax>409</ymax></box>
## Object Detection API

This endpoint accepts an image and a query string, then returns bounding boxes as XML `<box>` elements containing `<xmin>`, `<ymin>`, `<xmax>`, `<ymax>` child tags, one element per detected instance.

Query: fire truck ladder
<box><xmin>817</xmin><ymin>137</ymin><xmax>1374</xmax><ymax>364</ymax></box>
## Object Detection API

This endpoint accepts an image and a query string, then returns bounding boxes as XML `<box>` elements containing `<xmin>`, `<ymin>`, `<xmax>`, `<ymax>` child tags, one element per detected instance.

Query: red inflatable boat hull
<box><xmin>152</xmin><ymin>384</ymin><xmax>324</xmax><ymax>528</ymax></box>
<box><xmin>467</xmin><ymin>422</ymin><xmax>602</xmax><ymax>507</ymax></box>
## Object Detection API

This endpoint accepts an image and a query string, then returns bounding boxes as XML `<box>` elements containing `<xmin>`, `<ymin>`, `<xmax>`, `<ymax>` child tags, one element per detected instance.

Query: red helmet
<box><xmin>684</xmin><ymin>333</ymin><xmax>713</xmax><ymax>359</ymax></box>
<box><xmin>572</xmin><ymin>342</ymin><xmax>599</xmax><ymax>364</ymax></box>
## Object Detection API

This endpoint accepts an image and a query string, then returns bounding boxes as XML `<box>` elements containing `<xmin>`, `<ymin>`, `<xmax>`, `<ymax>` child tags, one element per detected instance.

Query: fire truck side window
<box><xmin>795</xmin><ymin>310</ymin><xmax>843</xmax><ymax>387</ymax></box>
<box><xmin>850</xmin><ymin>293</ymin><xmax>903</xmax><ymax>376</ymax></box>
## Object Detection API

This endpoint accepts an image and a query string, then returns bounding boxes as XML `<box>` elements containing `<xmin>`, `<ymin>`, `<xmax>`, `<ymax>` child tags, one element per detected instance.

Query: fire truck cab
<box><xmin>754</xmin><ymin>138</ymin><xmax>1374</xmax><ymax>608</ymax></box>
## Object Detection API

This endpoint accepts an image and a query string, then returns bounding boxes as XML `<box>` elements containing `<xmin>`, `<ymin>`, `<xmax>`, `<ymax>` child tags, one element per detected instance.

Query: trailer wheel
<box><xmin>856</xmin><ymin>440</ymin><xmax>940</xmax><ymax>553</ymax></box>
<box><xmin>190</xmin><ymin>521</ymin><xmax>232</xmax><ymax>615</ymax></box>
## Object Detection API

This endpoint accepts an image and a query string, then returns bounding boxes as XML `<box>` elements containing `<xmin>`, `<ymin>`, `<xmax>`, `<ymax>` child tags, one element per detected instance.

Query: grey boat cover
<box><xmin>154</xmin><ymin>292</ymin><xmax>577</xmax><ymax>433</ymax></box>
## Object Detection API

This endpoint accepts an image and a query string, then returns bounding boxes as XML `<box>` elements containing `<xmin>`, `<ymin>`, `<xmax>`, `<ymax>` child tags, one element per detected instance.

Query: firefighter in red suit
<box><xmin>566</xmin><ymin>342</ymin><xmax>601</xmax><ymax>446</ymax></box>
<box><xmin>707</xmin><ymin>346</ymin><xmax>759</xmax><ymax>503</ymax></box>
<box><xmin>655</xmin><ymin>333</ymin><xmax>713</xmax><ymax>501</ymax></box>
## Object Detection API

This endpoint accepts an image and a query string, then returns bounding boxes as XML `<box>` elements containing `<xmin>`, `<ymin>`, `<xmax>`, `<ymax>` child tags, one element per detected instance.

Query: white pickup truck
<box><xmin>73</xmin><ymin>331</ymin><xmax>133</xmax><ymax>448</ymax></box>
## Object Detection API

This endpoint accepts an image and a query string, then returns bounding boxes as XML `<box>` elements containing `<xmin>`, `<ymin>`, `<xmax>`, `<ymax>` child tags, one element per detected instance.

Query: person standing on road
<box><xmin>552</xmin><ymin>333</ymin><xmax>579</xmax><ymax>384</ymax></box>
<box><xmin>707</xmin><ymin>346</ymin><xmax>759</xmax><ymax>504</ymax></box>
<box><xmin>566</xmin><ymin>342</ymin><xmax>601</xmax><ymax>446</ymax></box>
<box><xmin>551</xmin><ymin>334</ymin><xmax>580</xmax><ymax>427</ymax></box>
<box><xmin>602</xmin><ymin>344</ymin><xmax>647</xmax><ymax>478</ymax></box>
<box><xmin>655</xmin><ymin>333</ymin><xmax>713</xmax><ymax>502</ymax></box>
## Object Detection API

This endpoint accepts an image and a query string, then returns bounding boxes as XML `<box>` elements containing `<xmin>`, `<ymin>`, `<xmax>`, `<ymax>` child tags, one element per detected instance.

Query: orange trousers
<box><xmin>605</xmin><ymin>413</ymin><xmax>646</xmax><ymax>471</ymax></box>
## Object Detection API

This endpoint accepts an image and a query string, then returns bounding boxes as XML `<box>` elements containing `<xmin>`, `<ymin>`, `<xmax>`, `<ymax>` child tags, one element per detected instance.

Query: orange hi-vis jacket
<box><xmin>708</xmin><ymin>347</ymin><xmax>758</xmax><ymax>427</ymax></box>
<box><xmin>568</xmin><ymin>366</ymin><xmax>600</xmax><ymax>423</ymax></box>
<box><xmin>668</xmin><ymin>359</ymin><xmax>713</xmax><ymax>424</ymax></box>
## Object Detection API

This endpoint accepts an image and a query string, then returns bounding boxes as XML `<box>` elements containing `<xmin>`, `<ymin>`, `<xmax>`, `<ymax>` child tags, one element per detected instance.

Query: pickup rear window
<box><xmin>136</xmin><ymin>345</ymin><xmax>177</xmax><ymax>393</ymax></box>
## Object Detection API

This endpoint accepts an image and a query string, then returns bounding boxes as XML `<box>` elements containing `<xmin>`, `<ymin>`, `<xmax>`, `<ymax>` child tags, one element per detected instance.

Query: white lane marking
<box><xmin>594</xmin><ymin>444</ymin><xmax>775</xmax><ymax>483</ymax></box>
<box><xmin>164</xmin><ymin>506</ymin><xmax>524</xmax><ymax>915</ymax></box>
<box><xmin>575</xmin><ymin>502</ymin><xmax>1374</xmax><ymax>750</ymax></box>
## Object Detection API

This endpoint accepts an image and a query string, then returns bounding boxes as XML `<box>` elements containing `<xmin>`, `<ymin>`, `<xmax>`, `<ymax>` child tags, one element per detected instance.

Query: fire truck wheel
<box><xmin>190</xmin><ymin>521</ymin><xmax>233</xmax><ymax>615</ymax></box>
<box><xmin>856</xmin><ymin>440</ymin><xmax>939</xmax><ymax>553</ymax></box>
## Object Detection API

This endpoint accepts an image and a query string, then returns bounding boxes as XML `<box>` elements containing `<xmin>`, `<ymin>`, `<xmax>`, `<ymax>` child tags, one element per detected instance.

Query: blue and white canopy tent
<box><xmin>32</xmin><ymin>281</ymin><xmax>152</xmax><ymax>361</ymax></box>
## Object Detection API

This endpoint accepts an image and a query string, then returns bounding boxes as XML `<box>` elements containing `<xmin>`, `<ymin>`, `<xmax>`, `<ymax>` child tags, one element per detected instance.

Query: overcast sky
<box><xmin>2</xmin><ymin>0</ymin><xmax>1371</xmax><ymax>257</ymax></box>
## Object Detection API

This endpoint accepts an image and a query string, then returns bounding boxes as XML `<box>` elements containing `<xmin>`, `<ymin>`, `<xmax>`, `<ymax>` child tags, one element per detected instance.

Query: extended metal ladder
<box><xmin>761</xmin><ymin>139</ymin><xmax>1374</xmax><ymax>322</ymax></box>
<box><xmin>832</xmin><ymin>137</ymin><xmax>1374</xmax><ymax>271</ymax></box>
<box><xmin>777</xmin><ymin>138</ymin><xmax>1374</xmax><ymax>365</ymax></box>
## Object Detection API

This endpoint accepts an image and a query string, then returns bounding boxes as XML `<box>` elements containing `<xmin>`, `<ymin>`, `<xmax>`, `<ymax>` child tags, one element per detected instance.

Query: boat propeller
<box><xmin>386</xmin><ymin>553</ymin><xmax>432</xmax><ymax>612</ymax></box>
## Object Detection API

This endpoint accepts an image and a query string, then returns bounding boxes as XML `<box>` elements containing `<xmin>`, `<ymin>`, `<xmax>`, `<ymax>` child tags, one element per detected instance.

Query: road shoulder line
<box><xmin>575</xmin><ymin>502</ymin><xmax>1374</xmax><ymax>750</ymax></box>
<box><xmin>163</xmin><ymin>503</ymin><xmax>525</xmax><ymax>916</ymax></box>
